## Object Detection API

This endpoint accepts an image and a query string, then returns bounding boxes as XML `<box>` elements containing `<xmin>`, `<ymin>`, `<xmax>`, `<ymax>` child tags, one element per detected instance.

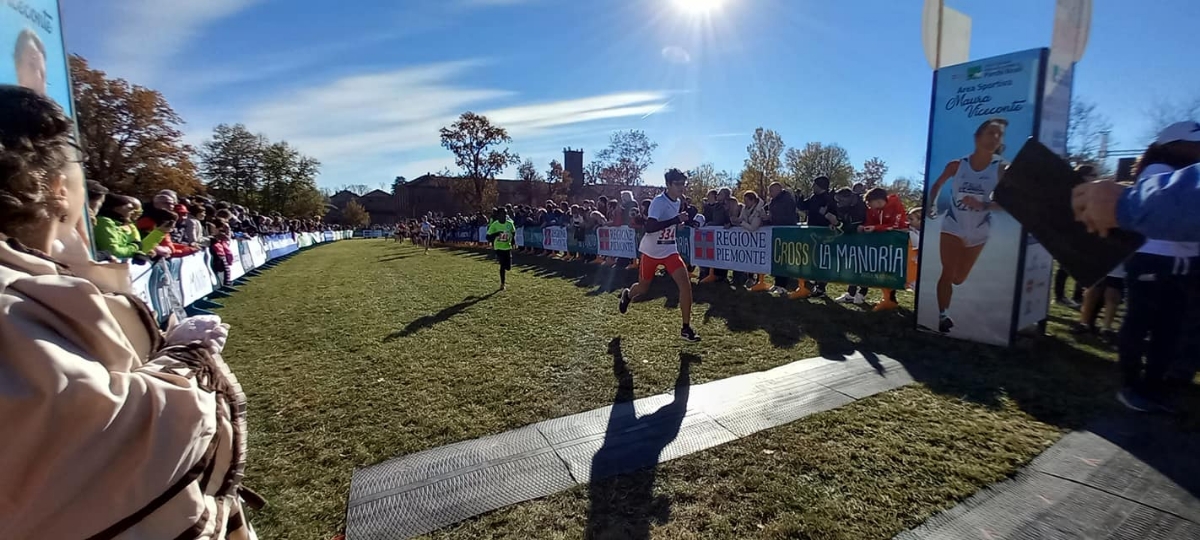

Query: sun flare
<box><xmin>671</xmin><ymin>0</ymin><xmax>725</xmax><ymax>16</ymax></box>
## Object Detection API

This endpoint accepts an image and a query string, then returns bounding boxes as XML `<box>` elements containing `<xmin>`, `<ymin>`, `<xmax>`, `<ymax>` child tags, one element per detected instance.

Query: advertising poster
<box><xmin>541</xmin><ymin>227</ymin><xmax>568</xmax><ymax>252</ymax></box>
<box><xmin>1</xmin><ymin>0</ymin><xmax>71</xmax><ymax>115</ymax></box>
<box><xmin>689</xmin><ymin>227</ymin><xmax>771</xmax><ymax>274</ymax></box>
<box><xmin>772</xmin><ymin>228</ymin><xmax>909</xmax><ymax>289</ymax></box>
<box><xmin>598</xmin><ymin>227</ymin><xmax>638</xmax><ymax>259</ymax></box>
<box><xmin>917</xmin><ymin>48</ymin><xmax>1045</xmax><ymax>346</ymax></box>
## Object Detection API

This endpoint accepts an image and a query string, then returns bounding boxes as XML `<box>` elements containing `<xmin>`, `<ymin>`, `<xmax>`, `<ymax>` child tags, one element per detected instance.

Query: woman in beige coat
<box><xmin>0</xmin><ymin>86</ymin><xmax>258</xmax><ymax>539</ymax></box>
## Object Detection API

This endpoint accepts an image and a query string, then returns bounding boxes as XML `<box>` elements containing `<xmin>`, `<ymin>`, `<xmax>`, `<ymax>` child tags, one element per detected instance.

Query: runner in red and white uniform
<box><xmin>618</xmin><ymin>168</ymin><xmax>700</xmax><ymax>342</ymax></box>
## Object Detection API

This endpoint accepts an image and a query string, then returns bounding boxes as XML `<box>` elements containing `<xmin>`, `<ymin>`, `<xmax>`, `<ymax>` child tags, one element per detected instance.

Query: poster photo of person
<box><xmin>1</xmin><ymin>0</ymin><xmax>73</xmax><ymax>116</ymax></box>
<box><xmin>916</xmin><ymin>48</ymin><xmax>1045</xmax><ymax>346</ymax></box>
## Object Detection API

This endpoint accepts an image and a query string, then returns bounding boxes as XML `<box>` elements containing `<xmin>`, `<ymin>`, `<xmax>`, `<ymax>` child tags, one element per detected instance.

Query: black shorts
<box><xmin>496</xmin><ymin>249</ymin><xmax>512</xmax><ymax>271</ymax></box>
<box><xmin>1103</xmin><ymin>275</ymin><xmax>1125</xmax><ymax>293</ymax></box>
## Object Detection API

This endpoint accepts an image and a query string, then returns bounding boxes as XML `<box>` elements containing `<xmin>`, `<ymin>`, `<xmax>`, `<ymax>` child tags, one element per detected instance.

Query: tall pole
<box><xmin>934</xmin><ymin>0</ymin><xmax>944</xmax><ymax>69</ymax></box>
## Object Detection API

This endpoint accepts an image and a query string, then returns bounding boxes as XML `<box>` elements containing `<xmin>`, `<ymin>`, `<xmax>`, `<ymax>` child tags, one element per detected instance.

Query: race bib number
<box><xmin>499</xmin><ymin>232</ymin><xmax>510</xmax><ymax>242</ymax></box>
<box><xmin>656</xmin><ymin>227</ymin><xmax>676</xmax><ymax>244</ymax></box>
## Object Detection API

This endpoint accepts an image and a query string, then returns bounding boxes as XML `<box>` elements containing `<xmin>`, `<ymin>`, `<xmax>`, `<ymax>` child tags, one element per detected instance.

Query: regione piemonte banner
<box><xmin>1</xmin><ymin>1</ymin><xmax>71</xmax><ymax>115</ymax></box>
<box><xmin>917</xmin><ymin>48</ymin><xmax>1046</xmax><ymax>346</ymax></box>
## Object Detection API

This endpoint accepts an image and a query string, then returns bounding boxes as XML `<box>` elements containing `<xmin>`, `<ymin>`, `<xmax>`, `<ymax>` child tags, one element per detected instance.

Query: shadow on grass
<box><xmin>585</xmin><ymin>337</ymin><xmax>698</xmax><ymax>540</ymax></box>
<box><xmin>377</xmin><ymin>253</ymin><xmax>414</xmax><ymax>263</ymax></box>
<box><xmin>444</xmin><ymin>245</ymin><xmax>1200</xmax><ymax>504</ymax></box>
<box><xmin>384</xmin><ymin>291</ymin><xmax>497</xmax><ymax>341</ymax></box>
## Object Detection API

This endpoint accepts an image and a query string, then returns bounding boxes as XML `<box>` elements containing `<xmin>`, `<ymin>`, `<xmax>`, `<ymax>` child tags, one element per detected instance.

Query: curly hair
<box><xmin>0</xmin><ymin>85</ymin><xmax>73</xmax><ymax>238</ymax></box>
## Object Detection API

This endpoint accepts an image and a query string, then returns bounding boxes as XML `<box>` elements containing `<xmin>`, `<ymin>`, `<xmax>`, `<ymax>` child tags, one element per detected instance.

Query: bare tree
<box><xmin>1145</xmin><ymin>94</ymin><xmax>1200</xmax><ymax>141</ymax></box>
<box><xmin>743</xmin><ymin>127</ymin><xmax>785</xmax><ymax>196</ymax></box>
<box><xmin>1068</xmin><ymin>98</ymin><xmax>1115</xmax><ymax>168</ymax></box>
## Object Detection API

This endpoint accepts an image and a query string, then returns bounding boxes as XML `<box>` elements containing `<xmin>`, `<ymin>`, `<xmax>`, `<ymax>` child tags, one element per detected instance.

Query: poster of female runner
<box><xmin>917</xmin><ymin>49</ymin><xmax>1046</xmax><ymax>346</ymax></box>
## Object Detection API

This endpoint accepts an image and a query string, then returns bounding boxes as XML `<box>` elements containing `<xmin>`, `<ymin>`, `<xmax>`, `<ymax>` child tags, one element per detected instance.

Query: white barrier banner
<box><xmin>690</xmin><ymin>226</ymin><xmax>772</xmax><ymax>274</ymax></box>
<box><xmin>478</xmin><ymin>226</ymin><xmax>488</xmax><ymax>243</ymax></box>
<box><xmin>542</xmin><ymin>226</ymin><xmax>568</xmax><ymax>252</ymax></box>
<box><xmin>598</xmin><ymin>227</ymin><xmax>638</xmax><ymax>259</ymax></box>
<box><xmin>131</xmin><ymin>264</ymin><xmax>154</xmax><ymax>308</ymax></box>
<box><xmin>515</xmin><ymin>227</ymin><xmax>525</xmax><ymax>248</ymax></box>
<box><xmin>178</xmin><ymin>252</ymin><xmax>215</xmax><ymax>306</ymax></box>
<box><xmin>227</xmin><ymin>241</ymin><xmax>246</xmax><ymax>281</ymax></box>
<box><xmin>248</xmin><ymin>238</ymin><xmax>267</xmax><ymax>268</ymax></box>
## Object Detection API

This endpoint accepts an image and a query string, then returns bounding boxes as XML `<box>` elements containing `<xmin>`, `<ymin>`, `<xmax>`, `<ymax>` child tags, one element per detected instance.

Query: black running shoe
<box><xmin>938</xmin><ymin>316</ymin><xmax>954</xmax><ymax>333</ymax></box>
<box><xmin>618</xmin><ymin>288</ymin><xmax>631</xmax><ymax>314</ymax></box>
<box><xmin>809</xmin><ymin>286</ymin><xmax>826</xmax><ymax>299</ymax></box>
<box><xmin>680</xmin><ymin>325</ymin><xmax>701</xmax><ymax>342</ymax></box>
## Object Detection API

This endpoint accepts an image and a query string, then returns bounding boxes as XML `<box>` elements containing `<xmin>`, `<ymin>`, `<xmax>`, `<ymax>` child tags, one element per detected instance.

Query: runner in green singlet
<box><xmin>486</xmin><ymin>207</ymin><xmax>517</xmax><ymax>290</ymax></box>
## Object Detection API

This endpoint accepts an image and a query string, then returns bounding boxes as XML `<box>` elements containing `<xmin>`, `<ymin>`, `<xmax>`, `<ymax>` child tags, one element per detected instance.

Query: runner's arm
<box><xmin>643</xmin><ymin>216</ymin><xmax>681</xmax><ymax>234</ymax></box>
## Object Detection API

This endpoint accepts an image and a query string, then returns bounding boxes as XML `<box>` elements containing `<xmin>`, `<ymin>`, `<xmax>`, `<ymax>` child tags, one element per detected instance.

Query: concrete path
<box><xmin>345</xmin><ymin>351</ymin><xmax>914</xmax><ymax>540</ymax></box>
<box><xmin>896</xmin><ymin>414</ymin><xmax>1200</xmax><ymax>540</ymax></box>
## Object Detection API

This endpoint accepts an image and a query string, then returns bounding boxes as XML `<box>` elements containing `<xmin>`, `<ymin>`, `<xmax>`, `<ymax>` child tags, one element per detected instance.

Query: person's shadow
<box><xmin>382</xmin><ymin>292</ymin><xmax>496</xmax><ymax>341</ymax></box>
<box><xmin>585</xmin><ymin>337</ymin><xmax>698</xmax><ymax>540</ymax></box>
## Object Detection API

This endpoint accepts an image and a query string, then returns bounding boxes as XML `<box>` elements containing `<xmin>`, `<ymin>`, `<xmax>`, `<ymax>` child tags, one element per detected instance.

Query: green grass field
<box><xmin>214</xmin><ymin>239</ymin><xmax>1178</xmax><ymax>539</ymax></box>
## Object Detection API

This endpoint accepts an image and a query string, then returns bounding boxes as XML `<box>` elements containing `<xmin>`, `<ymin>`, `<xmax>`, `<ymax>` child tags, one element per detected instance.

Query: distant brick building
<box><xmin>328</xmin><ymin>149</ymin><xmax>665</xmax><ymax>223</ymax></box>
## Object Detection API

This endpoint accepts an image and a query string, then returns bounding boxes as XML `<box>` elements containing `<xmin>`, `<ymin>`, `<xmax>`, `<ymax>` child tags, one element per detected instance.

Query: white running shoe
<box><xmin>835</xmin><ymin>292</ymin><xmax>855</xmax><ymax>303</ymax></box>
<box><xmin>769</xmin><ymin>286</ymin><xmax>787</xmax><ymax>295</ymax></box>
<box><xmin>852</xmin><ymin>293</ymin><xmax>865</xmax><ymax>305</ymax></box>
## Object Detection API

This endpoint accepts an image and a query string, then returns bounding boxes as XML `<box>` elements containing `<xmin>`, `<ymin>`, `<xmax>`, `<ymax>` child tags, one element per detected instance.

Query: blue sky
<box><xmin>60</xmin><ymin>0</ymin><xmax>1200</xmax><ymax>189</ymax></box>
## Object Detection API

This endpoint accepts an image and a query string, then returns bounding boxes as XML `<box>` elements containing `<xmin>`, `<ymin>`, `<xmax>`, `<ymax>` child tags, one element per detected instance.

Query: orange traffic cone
<box><xmin>788</xmin><ymin>282</ymin><xmax>812</xmax><ymax>300</ymax></box>
<box><xmin>873</xmin><ymin>289</ymin><xmax>900</xmax><ymax>311</ymax></box>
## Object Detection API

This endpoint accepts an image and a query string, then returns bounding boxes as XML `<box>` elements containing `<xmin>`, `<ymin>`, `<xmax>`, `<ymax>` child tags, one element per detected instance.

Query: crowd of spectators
<box><xmin>86</xmin><ymin>183</ymin><xmax>340</xmax><ymax>283</ymax></box>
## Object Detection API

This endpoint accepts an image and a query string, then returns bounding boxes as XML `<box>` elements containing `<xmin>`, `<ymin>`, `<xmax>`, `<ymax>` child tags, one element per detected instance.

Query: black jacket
<box><xmin>705</xmin><ymin>200</ymin><xmax>731</xmax><ymax>226</ymax></box>
<box><xmin>802</xmin><ymin>191</ymin><xmax>833</xmax><ymax>227</ymax></box>
<box><xmin>834</xmin><ymin>200</ymin><xmax>867</xmax><ymax>232</ymax></box>
<box><xmin>767</xmin><ymin>190</ymin><xmax>799</xmax><ymax>226</ymax></box>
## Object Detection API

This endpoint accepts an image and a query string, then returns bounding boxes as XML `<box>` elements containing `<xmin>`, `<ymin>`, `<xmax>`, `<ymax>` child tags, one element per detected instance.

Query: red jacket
<box><xmin>135</xmin><ymin>216</ymin><xmax>199</xmax><ymax>258</ymax></box>
<box><xmin>865</xmin><ymin>194</ymin><xmax>909</xmax><ymax>231</ymax></box>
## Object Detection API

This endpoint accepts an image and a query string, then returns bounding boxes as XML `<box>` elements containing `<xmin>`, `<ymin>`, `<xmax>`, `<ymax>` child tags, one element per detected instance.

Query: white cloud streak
<box><xmin>104</xmin><ymin>0</ymin><xmax>263</xmax><ymax>84</ymax></box>
<box><xmin>237</xmin><ymin>61</ymin><xmax>670</xmax><ymax>184</ymax></box>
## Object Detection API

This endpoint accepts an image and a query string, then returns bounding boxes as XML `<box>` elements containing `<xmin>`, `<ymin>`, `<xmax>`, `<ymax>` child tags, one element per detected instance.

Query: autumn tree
<box><xmin>198</xmin><ymin>124</ymin><xmax>264</xmax><ymax>206</ymax></box>
<box><xmin>742</xmin><ymin>127</ymin><xmax>785</xmax><ymax>196</ymax></box>
<box><xmin>1067</xmin><ymin>98</ymin><xmax>1114</xmax><ymax>168</ymax></box>
<box><xmin>342</xmin><ymin>200</ymin><xmax>371</xmax><ymax>228</ymax></box>
<box><xmin>686</xmin><ymin>163</ymin><xmax>735</xmax><ymax>203</ymax></box>
<box><xmin>517</xmin><ymin>158</ymin><xmax>544</xmax><ymax>206</ymax></box>
<box><xmin>70</xmin><ymin>55</ymin><xmax>202</xmax><ymax>199</ymax></box>
<box><xmin>440</xmin><ymin>112</ymin><xmax>520</xmax><ymax>212</ymax></box>
<box><xmin>546</xmin><ymin>159</ymin><xmax>570</xmax><ymax>200</ymax></box>
<box><xmin>258</xmin><ymin>141</ymin><xmax>324</xmax><ymax>218</ymax></box>
<box><xmin>784</xmin><ymin>142</ymin><xmax>854</xmax><ymax>194</ymax></box>
<box><xmin>854</xmin><ymin>157</ymin><xmax>888</xmax><ymax>189</ymax></box>
<box><xmin>594</xmin><ymin>130</ymin><xmax>658</xmax><ymax>185</ymax></box>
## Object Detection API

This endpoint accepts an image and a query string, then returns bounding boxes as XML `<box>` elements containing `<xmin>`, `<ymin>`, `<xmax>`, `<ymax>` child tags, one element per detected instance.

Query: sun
<box><xmin>671</xmin><ymin>0</ymin><xmax>725</xmax><ymax>16</ymax></box>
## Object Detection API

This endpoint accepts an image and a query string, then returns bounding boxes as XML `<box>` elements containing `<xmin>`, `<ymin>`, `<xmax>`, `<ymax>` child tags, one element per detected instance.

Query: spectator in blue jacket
<box><xmin>1073</xmin><ymin>122</ymin><xmax>1200</xmax><ymax>241</ymax></box>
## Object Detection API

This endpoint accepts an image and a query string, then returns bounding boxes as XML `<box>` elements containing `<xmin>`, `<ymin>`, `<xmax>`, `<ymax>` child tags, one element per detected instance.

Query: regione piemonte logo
<box><xmin>695</xmin><ymin>230</ymin><xmax>715</xmax><ymax>260</ymax></box>
<box><xmin>599</xmin><ymin>228</ymin><xmax>610</xmax><ymax>251</ymax></box>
